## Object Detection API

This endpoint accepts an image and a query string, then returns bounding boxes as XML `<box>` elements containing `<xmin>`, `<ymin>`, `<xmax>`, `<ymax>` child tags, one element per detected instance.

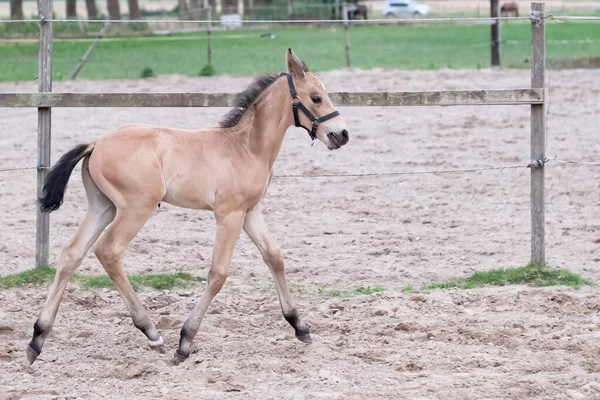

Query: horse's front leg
<box><xmin>243</xmin><ymin>205</ymin><xmax>311</xmax><ymax>343</ymax></box>
<box><xmin>174</xmin><ymin>209</ymin><xmax>245</xmax><ymax>363</ymax></box>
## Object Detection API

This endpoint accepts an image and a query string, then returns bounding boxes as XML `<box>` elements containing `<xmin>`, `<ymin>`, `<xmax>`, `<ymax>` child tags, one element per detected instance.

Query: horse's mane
<box><xmin>219</xmin><ymin>73</ymin><xmax>282</xmax><ymax>128</ymax></box>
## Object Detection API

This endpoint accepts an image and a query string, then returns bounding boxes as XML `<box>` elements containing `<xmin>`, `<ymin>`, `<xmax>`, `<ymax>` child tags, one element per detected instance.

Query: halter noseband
<box><xmin>283</xmin><ymin>72</ymin><xmax>340</xmax><ymax>141</ymax></box>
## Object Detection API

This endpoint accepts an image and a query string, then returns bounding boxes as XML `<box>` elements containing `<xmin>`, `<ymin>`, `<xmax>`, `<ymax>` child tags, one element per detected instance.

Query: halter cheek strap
<box><xmin>283</xmin><ymin>73</ymin><xmax>340</xmax><ymax>141</ymax></box>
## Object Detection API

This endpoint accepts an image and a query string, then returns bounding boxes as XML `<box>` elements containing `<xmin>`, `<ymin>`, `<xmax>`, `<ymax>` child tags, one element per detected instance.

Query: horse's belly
<box><xmin>162</xmin><ymin>181</ymin><xmax>216</xmax><ymax>211</ymax></box>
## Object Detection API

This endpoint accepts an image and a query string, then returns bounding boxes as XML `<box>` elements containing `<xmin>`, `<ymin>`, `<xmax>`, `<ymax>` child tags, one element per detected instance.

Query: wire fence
<box><xmin>2</xmin><ymin>4</ymin><xmax>597</xmax><ymax>267</ymax></box>
<box><xmin>4</xmin><ymin>13</ymin><xmax>596</xmax><ymax>82</ymax></box>
<box><xmin>1</xmin><ymin>14</ymin><xmax>598</xmax><ymax>25</ymax></box>
<box><xmin>0</xmin><ymin>13</ymin><xmax>597</xmax><ymax>177</ymax></box>
<box><xmin>0</xmin><ymin>157</ymin><xmax>598</xmax><ymax>178</ymax></box>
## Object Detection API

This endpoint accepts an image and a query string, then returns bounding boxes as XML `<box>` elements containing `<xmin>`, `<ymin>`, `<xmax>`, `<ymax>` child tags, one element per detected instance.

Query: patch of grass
<box><xmin>421</xmin><ymin>263</ymin><xmax>593</xmax><ymax>291</ymax></box>
<box><xmin>199</xmin><ymin>63</ymin><xmax>217</xmax><ymax>76</ymax></box>
<box><xmin>0</xmin><ymin>265</ymin><xmax>56</xmax><ymax>288</ymax></box>
<box><xmin>289</xmin><ymin>283</ymin><xmax>307</xmax><ymax>294</ymax></box>
<box><xmin>326</xmin><ymin>285</ymin><xmax>384</xmax><ymax>298</ymax></box>
<box><xmin>79</xmin><ymin>272</ymin><xmax>205</xmax><ymax>291</ymax></box>
<box><xmin>353</xmin><ymin>286</ymin><xmax>384</xmax><ymax>296</ymax></box>
<box><xmin>402</xmin><ymin>285</ymin><xmax>414</xmax><ymax>292</ymax></box>
<box><xmin>140</xmin><ymin>66</ymin><xmax>155</xmax><ymax>78</ymax></box>
<box><xmin>0</xmin><ymin>267</ymin><xmax>205</xmax><ymax>291</ymax></box>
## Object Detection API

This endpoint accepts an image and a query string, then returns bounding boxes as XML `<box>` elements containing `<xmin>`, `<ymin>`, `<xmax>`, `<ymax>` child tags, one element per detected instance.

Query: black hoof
<box><xmin>25</xmin><ymin>345</ymin><xmax>40</xmax><ymax>366</ymax></box>
<box><xmin>296</xmin><ymin>333</ymin><xmax>312</xmax><ymax>344</ymax></box>
<box><xmin>171</xmin><ymin>349</ymin><xmax>188</xmax><ymax>366</ymax></box>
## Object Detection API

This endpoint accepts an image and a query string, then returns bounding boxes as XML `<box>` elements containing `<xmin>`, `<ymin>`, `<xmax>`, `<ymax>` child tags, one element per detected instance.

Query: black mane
<box><xmin>219</xmin><ymin>73</ymin><xmax>282</xmax><ymax>128</ymax></box>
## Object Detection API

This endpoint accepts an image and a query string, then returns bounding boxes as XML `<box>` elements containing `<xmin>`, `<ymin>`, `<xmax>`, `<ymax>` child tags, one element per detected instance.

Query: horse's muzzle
<box><xmin>327</xmin><ymin>130</ymin><xmax>349</xmax><ymax>150</ymax></box>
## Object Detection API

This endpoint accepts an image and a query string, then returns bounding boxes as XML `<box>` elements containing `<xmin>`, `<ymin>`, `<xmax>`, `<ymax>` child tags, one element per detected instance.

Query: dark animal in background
<box><xmin>500</xmin><ymin>2</ymin><xmax>519</xmax><ymax>17</ymax></box>
<box><xmin>354</xmin><ymin>4</ymin><xmax>369</xmax><ymax>19</ymax></box>
<box><xmin>347</xmin><ymin>3</ymin><xmax>368</xmax><ymax>20</ymax></box>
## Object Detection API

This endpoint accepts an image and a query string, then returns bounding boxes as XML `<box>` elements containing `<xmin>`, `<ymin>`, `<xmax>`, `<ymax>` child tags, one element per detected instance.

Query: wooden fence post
<box><xmin>490</xmin><ymin>0</ymin><xmax>501</xmax><ymax>66</ymax></box>
<box><xmin>342</xmin><ymin>2</ymin><xmax>351</xmax><ymax>68</ymax></box>
<box><xmin>207</xmin><ymin>8</ymin><xmax>212</xmax><ymax>65</ymax></box>
<box><xmin>530</xmin><ymin>1</ymin><xmax>546</xmax><ymax>265</ymax></box>
<box><xmin>37</xmin><ymin>0</ymin><xmax>53</xmax><ymax>267</ymax></box>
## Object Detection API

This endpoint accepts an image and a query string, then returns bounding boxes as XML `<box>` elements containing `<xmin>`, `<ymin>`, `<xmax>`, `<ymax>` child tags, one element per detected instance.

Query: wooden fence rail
<box><xmin>0</xmin><ymin>2</ymin><xmax>547</xmax><ymax>268</ymax></box>
<box><xmin>0</xmin><ymin>89</ymin><xmax>544</xmax><ymax>108</ymax></box>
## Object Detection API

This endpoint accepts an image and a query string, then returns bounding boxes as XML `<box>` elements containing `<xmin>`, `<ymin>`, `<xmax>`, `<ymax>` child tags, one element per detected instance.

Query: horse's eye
<box><xmin>311</xmin><ymin>96</ymin><xmax>322</xmax><ymax>104</ymax></box>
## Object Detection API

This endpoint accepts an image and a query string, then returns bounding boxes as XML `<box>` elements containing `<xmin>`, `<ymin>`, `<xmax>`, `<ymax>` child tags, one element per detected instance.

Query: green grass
<box><xmin>80</xmin><ymin>272</ymin><xmax>205</xmax><ymax>290</ymax></box>
<box><xmin>0</xmin><ymin>21</ymin><xmax>599</xmax><ymax>81</ymax></box>
<box><xmin>199</xmin><ymin>63</ymin><xmax>217</xmax><ymax>76</ymax></box>
<box><xmin>402</xmin><ymin>284</ymin><xmax>414</xmax><ymax>292</ymax></box>
<box><xmin>140</xmin><ymin>66</ymin><xmax>155</xmax><ymax>78</ymax></box>
<box><xmin>327</xmin><ymin>285</ymin><xmax>384</xmax><ymax>298</ymax></box>
<box><xmin>0</xmin><ymin>266</ymin><xmax>205</xmax><ymax>291</ymax></box>
<box><xmin>0</xmin><ymin>264</ymin><xmax>592</xmax><ymax>294</ymax></box>
<box><xmin>420</xmin><ymin>263</ymin><xmax>593</xmax><ymax>290</ymax></box>
<box><xmin>0</xmin><ymin>265</ymin><xmax>57</xmax><ymax>289</ymax></box>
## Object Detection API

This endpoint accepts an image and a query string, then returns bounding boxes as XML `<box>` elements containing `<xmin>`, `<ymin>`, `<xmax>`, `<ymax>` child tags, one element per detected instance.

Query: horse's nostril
<box><xmin>341</xmin><ymin>130</ymin><xmax>349</xmax><ymax>140</ymax></box>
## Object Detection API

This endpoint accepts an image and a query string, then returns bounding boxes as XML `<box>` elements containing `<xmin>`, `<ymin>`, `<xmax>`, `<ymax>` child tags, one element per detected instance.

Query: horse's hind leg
<box><xmin>27</xmin><ymin>162</ymin><xmax>116</xmax><ymax>365</ymax></box>
<box><xmin>242</xmin><ymin>205</ymin><xmax>311</xmax><ymax>343</ymax></box>
<box><xmin>93</xmin><ymin>206</ymin><xmax>165</xmax><ymax>352</ymax></box>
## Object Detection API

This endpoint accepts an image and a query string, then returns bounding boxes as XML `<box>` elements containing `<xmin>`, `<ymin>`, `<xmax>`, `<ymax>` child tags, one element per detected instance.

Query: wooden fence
<box><xmin>0</xmin><ymin>2</ymin><xmax>547</xmax><ymax>268</ymax></box>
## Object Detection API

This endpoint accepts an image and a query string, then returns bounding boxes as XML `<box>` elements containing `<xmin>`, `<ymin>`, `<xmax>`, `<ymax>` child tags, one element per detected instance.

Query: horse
<box><xmin>500</xmin><ymin>2</ymin><xmax>519</xmax><ymax>17</ymax></box>
<box><xmin>25</xmin><ymin>48</ymin><xmax>349</xmax><ymax>366</ymax></box>
<box><xmin>351</xmin><ymin>4</ymin><xmax>368</xmax><ymax>20</ymax></box>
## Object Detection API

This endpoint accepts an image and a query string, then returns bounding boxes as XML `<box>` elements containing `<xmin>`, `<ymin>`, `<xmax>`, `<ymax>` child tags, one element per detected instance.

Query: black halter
<box><xmin>283</xmin><ymin>72</ymin><xmax>340</xmax><ymax>141</ymax></box>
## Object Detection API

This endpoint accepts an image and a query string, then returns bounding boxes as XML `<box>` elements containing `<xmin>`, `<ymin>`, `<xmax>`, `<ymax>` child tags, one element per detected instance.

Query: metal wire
<box><xmin>272</xmin><ymin>164</ymin><xmax>527</xmax><ymax>178</ymax></box>
<box><xmin>2</xmin><ymin>158</ymin><xmax>598</xmax><ymax>177</ymax></box>
<box><xmin>551</xmin><ymin>157</ymin><xmax>600</xmax><ymax>167</ymax></box>
<box><xmin>549</xmin><ymin>15</ymin><xmax>600</xmax><ymax>21</ymax></box>
<box><xmin>0</xmin><ymin>14</ymin><xmax>595</xmax><ymax>26</ymax></box>
<box><xmin>0</xmin><ymin>16</ymin><xmax>529</xmax><ymax>24</ymax></box>
<box><xmin>0</xmin><ymin>164</ymin><xmax>528</xmax><ymax>176</ymax></box>
<box><xmin>0</xmin><ymin>166</ymin><xmax>39</xmax><ymax>172</ymax></box>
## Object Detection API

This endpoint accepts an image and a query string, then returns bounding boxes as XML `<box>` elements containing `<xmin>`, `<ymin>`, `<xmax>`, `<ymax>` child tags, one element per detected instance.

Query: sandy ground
<box><xmin>0</xmin><ymin>68</ymin><xmax>599</xmax><ymax>398</ymax></box>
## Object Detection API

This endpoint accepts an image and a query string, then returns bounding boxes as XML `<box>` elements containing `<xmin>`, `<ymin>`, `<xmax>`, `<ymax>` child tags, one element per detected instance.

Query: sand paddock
<box><xmin>0</xmin><ymin>68</ymin><xmax>599</xmax><ymax>399</ymax></box>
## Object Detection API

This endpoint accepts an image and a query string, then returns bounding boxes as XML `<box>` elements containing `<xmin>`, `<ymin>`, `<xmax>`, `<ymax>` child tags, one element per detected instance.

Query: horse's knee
<box><xmin>262</xmin><ymin>244</ymin><xmax>282</xmax><ymax>269</ymax></box>
<box><xmin>207</xmin><ymin>269</ymin><xmax>228</xmax><ymax>291</ymax></box>
<box><xmin>94</xmin><ymin>241</ymin><xmax>121</xmax><ymax>267</ymax></box>
<box><xmin>57</xmin><ymin>243</ymin><xmax>84</xmax><ymax>274</ymax></box>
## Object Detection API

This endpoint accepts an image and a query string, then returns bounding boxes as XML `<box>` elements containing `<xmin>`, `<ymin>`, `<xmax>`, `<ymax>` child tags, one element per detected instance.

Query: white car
<box><xmin>381</xmin><ymin>0</ymin><xmax>431</xmax><ymax>16</ymax></box>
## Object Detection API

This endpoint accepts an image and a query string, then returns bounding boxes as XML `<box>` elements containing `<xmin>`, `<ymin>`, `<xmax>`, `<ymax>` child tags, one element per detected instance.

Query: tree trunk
<box><xmin>66</xmin><ymin>0</ymin><xmax>77</xmax><ymax>18</ymax></box>
<box><xmin>190</xmin><ymin>0</ymin><xmax>200</xmax><ymax>10</ymax></box>
<box><xmin>107</xmin><ymin>0</ymin><xmax>121</xmax><ymax>20</ymax></box>
<box><xmin>85</xmin><ymin>0</ymin><xmax>98</xmax><ymax>19</ymax></box>
<box><xmin>127</xmin><ymin>0</ymin><xmax>141</xmax><ymax>19</ymax></box>
<box><xmin>178</xmin><ymin>0</ymin><xmax>187</xmax><ymax>19</ymax></box>
<box><xmin>10</xmin><ymin>0</ymin><xmax>24</xmax><ymax>19</ymax></box>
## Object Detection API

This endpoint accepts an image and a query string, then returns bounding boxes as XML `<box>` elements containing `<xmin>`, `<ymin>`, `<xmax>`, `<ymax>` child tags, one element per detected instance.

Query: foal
<box><xmin>26</xmin><ymin>49</ymin><xmax>349</xmax><ymax>365</ymax></box>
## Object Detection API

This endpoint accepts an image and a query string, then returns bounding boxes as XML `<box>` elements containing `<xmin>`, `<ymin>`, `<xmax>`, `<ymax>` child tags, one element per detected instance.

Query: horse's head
<box><xmin>285</xmin><ymin>49</ymin><xmax>349</xmax><ymax>150</ymax></box>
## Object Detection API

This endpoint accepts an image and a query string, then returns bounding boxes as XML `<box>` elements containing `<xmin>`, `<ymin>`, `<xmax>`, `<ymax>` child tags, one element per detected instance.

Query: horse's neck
<box><xmin>246</xmin><ymin>79</ymin><xmax>293</xmax><ymax>170</ymax></box>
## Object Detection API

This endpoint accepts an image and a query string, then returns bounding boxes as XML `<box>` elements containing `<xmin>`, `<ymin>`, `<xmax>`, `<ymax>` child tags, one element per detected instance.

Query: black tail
<box><xmin>39</xmin><ymin>143</ymin><xmax>93</xmax><ymax>213</ymax></box>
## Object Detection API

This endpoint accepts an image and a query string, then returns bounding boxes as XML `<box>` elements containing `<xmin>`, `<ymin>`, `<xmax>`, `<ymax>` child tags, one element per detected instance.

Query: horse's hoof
<box><xmin>171</xmin><ymin>349</ymin><xmax>188</xmax><ymax>366</ymax></box>
<box><xmin>296</xmin><ymin>333</ymin><xmax>312</xmax><ymax>344</ymax></box>
<box><xmin>25</xmin><ymin>345</ymin><xmax>40</xmax><ymax>366</ymax></box>
<box><xmin>148</xmin><ymin>337</ymin><xmax>165</xmax><ymax>354</ymax></box>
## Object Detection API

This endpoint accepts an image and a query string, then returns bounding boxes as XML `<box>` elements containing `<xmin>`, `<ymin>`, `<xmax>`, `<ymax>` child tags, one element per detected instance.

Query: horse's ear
<box><xmin>286</xmin><ymin>48</ymin><xmax>308</xmax><ymax>78</ymax></box>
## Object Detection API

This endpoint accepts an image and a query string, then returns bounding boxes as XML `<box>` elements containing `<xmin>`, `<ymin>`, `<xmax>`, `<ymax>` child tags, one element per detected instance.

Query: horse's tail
<box><xmin>39</xmin><ymin>143</ymin><xmax>95</xmax><ymax>213</ymax></box>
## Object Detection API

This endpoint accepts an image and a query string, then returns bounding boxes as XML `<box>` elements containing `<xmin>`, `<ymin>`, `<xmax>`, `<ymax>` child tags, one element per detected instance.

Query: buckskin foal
<box><xmin>26</xmin><ymin>48</ymin><xmax>349</xmax><ymax>365</ymax></box>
